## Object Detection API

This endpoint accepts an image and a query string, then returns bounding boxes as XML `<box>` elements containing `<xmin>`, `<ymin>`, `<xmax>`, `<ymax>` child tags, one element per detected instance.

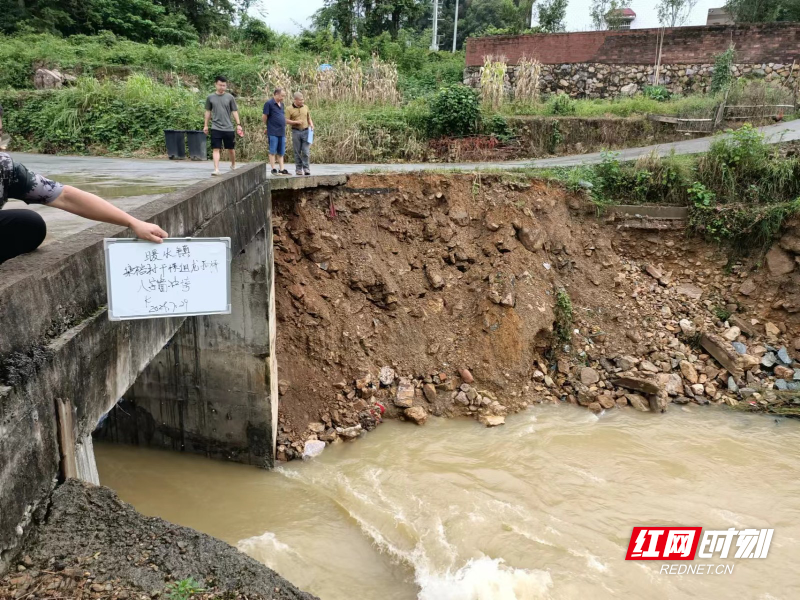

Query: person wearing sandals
<box><xmin>262</xmin><ymin>88</ymin><xmax>289</xmax><ymax>176</ymax></box>
<box><xmin>203</xmin><ymin>76</ymin><xmax>242</xmax><ymax>176</ymax></box>
<box><xmin>286</xmin><ymin>91</ymin><xmax>314</xmax><ymax>176</ymax></box>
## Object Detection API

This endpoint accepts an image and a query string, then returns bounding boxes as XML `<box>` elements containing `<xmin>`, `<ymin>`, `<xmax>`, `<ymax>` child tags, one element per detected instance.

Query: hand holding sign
<box><xmin>104</xmin><ymin>238</ymin><xmax>231</xmax><ymax>320</ymax></box>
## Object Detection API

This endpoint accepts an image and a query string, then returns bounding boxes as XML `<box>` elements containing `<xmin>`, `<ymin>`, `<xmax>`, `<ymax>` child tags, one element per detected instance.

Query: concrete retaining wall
<box><xmin>0</xmin><ymin>164</ymin><xmax>273</xmax><ymax>572</ymax></box>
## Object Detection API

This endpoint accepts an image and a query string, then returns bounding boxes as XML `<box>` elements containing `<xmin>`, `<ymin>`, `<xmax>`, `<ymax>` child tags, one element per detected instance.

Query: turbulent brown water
<box><xmin>95</xmin><ymin>405</ymin><xmax>800</xmax><ymax>600</ymax></box>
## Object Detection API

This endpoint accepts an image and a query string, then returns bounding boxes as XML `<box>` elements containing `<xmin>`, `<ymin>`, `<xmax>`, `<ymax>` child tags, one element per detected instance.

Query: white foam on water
<box><xmin>566</xmin><ymin>548</ymin><xmax>608</xmax><ymax>573</ymax></box>
<box><xmin>515</xmin><ymin>414</ymin><xmax>539</xmax><ymax>436</ymax></box>
<box><xmin>274</xmin><ymin>465</ymin><xmax>304</xmax><ymax>481</ymax></box>
<box><xmin>416</xmin><ymin>556</ymin><xmax>552</xmax><ymax>600</ymax></box>
<box><xmin>562</xmin><ymin>464</ymin><xmax>606</xmax><ymax>484</ymax></box>
<box><xmin>507</xmin><ymin>524</ymin><xmax>557</xmax><ymax>548</ymax></box>
<box><xmin>236</xmin><ymin>531</ymin><xmax>297</xmax><ymax>568</ymax></box>
<box><xmin>568</xmin><ymin>411</ymin><xmax>600</xmax><ymax>425</ymax></box>
<box><xmin>334</xmin><ymin>476</ymin><xmax>553</xmax><ymax>600</ymax></box>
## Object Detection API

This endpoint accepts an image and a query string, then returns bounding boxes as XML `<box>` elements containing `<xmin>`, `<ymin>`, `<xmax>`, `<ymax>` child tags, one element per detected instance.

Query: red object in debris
<box><xmin>328</xmin><ymin>196</ymin><xmax>338</xmax><ymax>219</ymax></box>
<box><xmin>375</xmin><ymin>402</ymin><xmax>386</xmax><ymax>415</ymax></box>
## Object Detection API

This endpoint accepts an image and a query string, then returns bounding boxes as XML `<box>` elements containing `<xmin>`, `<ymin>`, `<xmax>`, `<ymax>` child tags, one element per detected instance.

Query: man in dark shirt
<box><xmin>262</xmin><ymin>88</ymin><xmax>289</xmax><ymax>175</ymax></box>
<box><xmin>0</xmin><ymin>153</ymin><xmax>167</xmax><ymax>264</ymax></box>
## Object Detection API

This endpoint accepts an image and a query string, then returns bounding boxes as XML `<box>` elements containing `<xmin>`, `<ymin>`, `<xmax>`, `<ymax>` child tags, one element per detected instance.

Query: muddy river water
<box><xmin>95</xmin><ymin>405</ymin><xmax>800</xmax><ymax>600</ymax></box>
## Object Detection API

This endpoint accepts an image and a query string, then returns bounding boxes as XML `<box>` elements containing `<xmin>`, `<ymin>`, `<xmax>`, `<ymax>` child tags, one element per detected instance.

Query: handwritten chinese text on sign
<box><xmin>104</xmin><ymin>238</ymin><xmax>231</xmax><ymax>320</ymax></box>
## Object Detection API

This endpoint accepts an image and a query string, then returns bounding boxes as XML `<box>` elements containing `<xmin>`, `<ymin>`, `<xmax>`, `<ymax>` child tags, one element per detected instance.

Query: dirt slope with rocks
<box><xmin>272</xmin><ymin>173</ymin><xmax>800</xmax><ymax>460</ymax></box>
<box><xmin>0</xmin><ymin>480</ymin><xmax>317</xmax><ymax>600</ymax></box>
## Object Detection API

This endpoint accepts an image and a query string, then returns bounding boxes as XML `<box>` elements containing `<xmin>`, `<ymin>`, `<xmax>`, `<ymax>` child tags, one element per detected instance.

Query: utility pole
<box><xmin>452</xmin><ymin>0</ymin><xmax>459</xmax><ymax>52</ymax></box>
<box><xmin>431</xmin><ymin>0</ymin><xmax>439</xmax><ymax>51</ymax></box>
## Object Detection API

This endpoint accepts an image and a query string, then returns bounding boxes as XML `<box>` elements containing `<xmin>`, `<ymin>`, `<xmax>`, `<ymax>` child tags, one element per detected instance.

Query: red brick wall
<box><xmin>466</xmin><ymin>23</ymin><xmax>800</xmax><ymax>67</ymax></box>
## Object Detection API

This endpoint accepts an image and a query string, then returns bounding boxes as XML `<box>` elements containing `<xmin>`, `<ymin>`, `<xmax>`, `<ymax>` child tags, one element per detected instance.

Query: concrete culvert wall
<box><xmin>0</xmin><ymin>164</ymin><xmax>278</xmax><ymax>572</ymax></box>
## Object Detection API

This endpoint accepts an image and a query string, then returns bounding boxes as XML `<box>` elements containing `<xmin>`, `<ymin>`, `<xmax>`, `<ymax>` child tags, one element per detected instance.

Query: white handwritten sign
<box><xmin>104</xmin><ymin>238</ymin><xmax>231</xmax><ymax>320</ymax></box>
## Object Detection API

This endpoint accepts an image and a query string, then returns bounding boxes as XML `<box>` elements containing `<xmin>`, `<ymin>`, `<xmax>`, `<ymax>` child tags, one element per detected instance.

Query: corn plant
<box><xmin>259</xmin><ymin>64</ymin><xmax>292</xmax><ymax>96</ymax></box>
<box><xmin>480</xmin><ymin>55</ymin><xmax>507</xmax><ymax>111</ymax></box>
<box><xmin>515</xmin><ymin>56</ymin><xmax>542</xmax><ymax>104</ymax></box>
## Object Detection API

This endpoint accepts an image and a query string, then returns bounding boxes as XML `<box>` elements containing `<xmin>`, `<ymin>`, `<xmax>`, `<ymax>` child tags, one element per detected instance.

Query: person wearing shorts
<box><xmin>262</xmin><ymin>88</ymin><xmax>289</xmax><ymax>175</ymax></box>
<box><xmin>204</xmin><ymin>76</ymin><xmax>242</xmax><ymax>176</ymax></box>
<box><xmin>0</xmin><ymin>153</ymin><xmax>167</xmax><ymax>264</ymax></box>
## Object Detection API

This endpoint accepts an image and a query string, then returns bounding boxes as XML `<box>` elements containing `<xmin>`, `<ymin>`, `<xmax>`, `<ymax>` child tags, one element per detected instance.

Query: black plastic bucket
<box><xmin>164</xmin><ymin>129</ymin><xmax>186</xmax><ymax>160</ymax></box>
<box><xmin>186</xmin><ymin>130</ymin><xmax>207</xmax><ymax>161</ymax></box>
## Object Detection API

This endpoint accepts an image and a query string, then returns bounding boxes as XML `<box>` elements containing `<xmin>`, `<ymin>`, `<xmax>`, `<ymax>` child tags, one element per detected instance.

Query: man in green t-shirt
<box><xmin>203</xmin><ymin>76</ymin><xmax>243</xmax><ymax>176</ymax></box>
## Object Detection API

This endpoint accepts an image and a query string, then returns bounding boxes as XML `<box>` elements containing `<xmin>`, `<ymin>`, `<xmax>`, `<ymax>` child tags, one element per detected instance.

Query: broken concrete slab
<box><xmin>611</xmin><ymin>376</ymin><xmax>661</xmax><ymax>395</ymax></box>
<box><xmin>676</xmin><ymin>284</ymin><xmax>703</xmax><ymax>300</ymax></box>
<box><xmin>728</xmin><ymin>314</ymin><xmax>756</xmax><ymax>338</ymax></box>
<box><xmin>700</xmin><ymin>333</ymin><xmax>743</xmax><ymax>377</ymax></box>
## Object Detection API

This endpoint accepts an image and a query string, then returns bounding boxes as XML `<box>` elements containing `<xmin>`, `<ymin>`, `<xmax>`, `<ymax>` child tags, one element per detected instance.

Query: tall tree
<box><xmin>0</xmin><ymin>0</ymin><xmax>249</xmax><ymax>41</ymax></box>
<box><xmin>724</xmin><ymin>0</ymin><xmax>800</xmax><ymax>22</ymax></box>
<box><xmin>590</xmin><ymin>0</ymin><xmax>631</xmax><ymax>30</ymax></box>
<box><xmin>460</xmin><ymin>0</ymin><xmax>529</xmax><ymax>38</ymax></box>
<box><xmin>656</xmin><ymin>0</ymin><xmax>698</xmax><ymax>26</ymax></box>
<box><xmin>535</xmin><ymin>0</ymin><xmax>568</xmax><ymax>32</ymax></box>
<box><xmin>313</xmin><ymin>0</ymin><xmax>424</xmax><ymax>44</ymax></box>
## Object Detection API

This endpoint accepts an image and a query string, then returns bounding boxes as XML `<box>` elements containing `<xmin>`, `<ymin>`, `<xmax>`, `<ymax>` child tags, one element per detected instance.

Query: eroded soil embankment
<box><xmin>0</xmin><ymin>480</ymin><xmax>317</xmax><ymax>600</ymax></box>
<box><xmin>273</xmin><ymin>173</ymin><xmax>800</xmax><ymax>459</ymax></box>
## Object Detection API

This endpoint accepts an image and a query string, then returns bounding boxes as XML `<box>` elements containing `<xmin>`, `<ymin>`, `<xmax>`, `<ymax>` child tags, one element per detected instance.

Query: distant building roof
<box><xmin>607</xmin><ymin>7</ymin><xmax>636</xmax><ymax>18</ymax></box>
<box><xmin>607</xmin><ymin>7</ymin><xmax>636</xmax><ymax>30</ymax></box>
<box><xmin>707</xmin><ymin>7</ymin><xmax>734</xmax><ymax>26</ymax></box>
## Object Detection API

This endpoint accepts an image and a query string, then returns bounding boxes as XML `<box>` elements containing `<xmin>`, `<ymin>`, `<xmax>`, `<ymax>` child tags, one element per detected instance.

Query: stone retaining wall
<box><xmin>464</xmin><ymin>62</ymin><xmax>800</xmax><ymax>99</ymax></box>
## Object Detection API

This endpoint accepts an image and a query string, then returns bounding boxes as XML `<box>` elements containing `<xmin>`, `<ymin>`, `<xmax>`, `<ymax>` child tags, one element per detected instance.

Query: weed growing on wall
<box><xmin>165</xmin><ymin>578</ymin><xmax>204</xmax><ymax>600</ymax></box>
<box><xmin>548</xmin><ymin>119</ymin><xmax>563</xmax><ymax>153</ymax></box>
<box><xmin>554</xmin><ymin>288</ymin><xmax>574</xmax><ymax>344</ymax></box>
<box><xmin>711</xmin><ymin>46</ymin><xmax>735</xmax><ymax>94</ymax></box>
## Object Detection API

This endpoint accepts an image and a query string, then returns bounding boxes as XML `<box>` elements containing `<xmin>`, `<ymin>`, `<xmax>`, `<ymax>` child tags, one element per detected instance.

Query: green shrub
<box><xmin>481</xmin><ymin>113</ymin><xmax>513</xmax><ymax>141</ymax></box>
<box><xmin>687</xmin><ymin>181</ymin><xmax>715</xmax><ymax>207</ymax></box>
<box><xmin>699</xmin><ymin>124</ymin><xmax>774</xmax><ymax>201</ymax></box>
<box><xmin>547</xmin><ymin>92</ymin><xmax>576</xmax><ymax>115</ymax></box>
<box><xmin>643</xmin><ymin>85</ymin><xmax>671</xmax><ymax>101</ymax></box>
<box><xmin>427</xmin><ymin>84</ymin><xmax>480</xmax><ymax>137</ymax></box>
<box><xmin>593</xmin><ymin>150</ymin><xmax>625</xmax><ymax>194</ymax></box>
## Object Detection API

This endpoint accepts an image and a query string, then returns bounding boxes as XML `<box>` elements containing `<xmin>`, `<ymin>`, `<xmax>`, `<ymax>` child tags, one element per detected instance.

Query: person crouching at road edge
<box><xmin>0</xmin><ymin>152</ymin><xmax>167</xmax><ymax>264</ymax></box>
<box><xmin>204</xmin><ymin>75</ymin><xmax>243</xmax><ymax>176</ymax></box>
<box><xmin>263</xmin><ymin>87</ymin><xmax>289</xmax><ymax>176</ymax></box>
<box><xmin>286</xmin><ymin>91</ymin><xmax>314</xmax><ymax>176</ymax></box>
